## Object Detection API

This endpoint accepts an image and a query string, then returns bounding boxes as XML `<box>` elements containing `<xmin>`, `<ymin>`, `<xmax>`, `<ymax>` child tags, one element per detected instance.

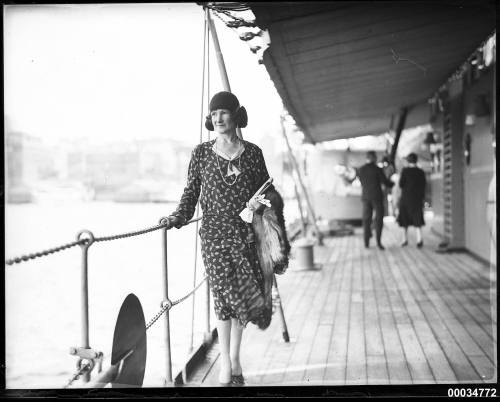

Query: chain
<box><xmin>93</xmin><ymin>222</ymin><xmax>169</xmax><ymax>243</ymax></box>
<box><xmin>171</xmin><ymin>275</ymin><xmax>208</xmax><ymax>307</ymax></box>
<box><xmin>6</xmin><ymin>216</ymin><xmax>205</xmax><ymax>266</ymax></box>
<box><xmin>4</xmin><ymin>224</ymin><xmax>168</xmax><ymax>266</ymax></box>
<box><xmin>145</xmin><ymin>299</ymin><xmax>173</xmax><ymax>330</ymax></box>
<box><xmin>5</xmin><ymin>239</ymin><xmax>86</xmax><ymax>266</ymax></box>
<box><xmin>145</xmin><ymin>276</ymin><xmax>208</xmax><ymax>330</ymax></box>
<box><xmin>64</xmin><ymin>361</ymin><xmax>92</xmax><ymax>388</ymax></box>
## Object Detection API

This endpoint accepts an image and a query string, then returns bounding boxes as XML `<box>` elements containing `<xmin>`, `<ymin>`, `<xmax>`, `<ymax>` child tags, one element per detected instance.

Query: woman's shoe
<box><xmin>401</xmin><ymin>240</ymin><xmax>408</xmax><ymax>247</ymax></box>
<box><xmin>417</xmin><ymin>241</ymin><xmax>423</xmax><ymax>248</ymax></box>
<box><xmin>231</xmin><ymin>374</ymin><xmax>245</xmax><ymax>386</ymax></box>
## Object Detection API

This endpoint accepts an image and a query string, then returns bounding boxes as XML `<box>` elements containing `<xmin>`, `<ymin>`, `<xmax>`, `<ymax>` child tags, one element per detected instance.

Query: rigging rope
<box><xmin>189</xmin><ymin>13</ymin><xmax>209</xmax><ymax>352</ymax></box>
<box><xmin>206</xmin><ymin>3</ymin><xmax>256</xmax><ymax>29</ymax></box>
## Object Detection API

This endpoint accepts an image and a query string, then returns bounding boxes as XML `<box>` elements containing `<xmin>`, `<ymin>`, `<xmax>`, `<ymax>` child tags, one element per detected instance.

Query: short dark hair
<box><xmin>366</xmin><ymin>151</ymin><xmax>377</xmax><ymax>162</ymax></box>
<box><xmin>205</xmin><ymin>91</ymin><xmax>248</xmax><ymax>131</ymax></box>
<box><xmin>406</xmin><ymin>153</ymin><xmax>418</xmax><ymax>163</ymax></box>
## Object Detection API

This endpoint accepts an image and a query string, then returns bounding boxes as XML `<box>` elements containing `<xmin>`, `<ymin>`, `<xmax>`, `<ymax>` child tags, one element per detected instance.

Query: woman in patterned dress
<box><xmin>165</xmin><ymin>91</ymin><xmax>273</xmax><ymax>385</ymax></box>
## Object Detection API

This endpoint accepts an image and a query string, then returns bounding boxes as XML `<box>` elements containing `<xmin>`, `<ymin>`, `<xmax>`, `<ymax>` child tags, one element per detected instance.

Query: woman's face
<box><xmin>211</xmin><ymin>109</ymin><xmax>236</xmax><ymax>135</ymax></box>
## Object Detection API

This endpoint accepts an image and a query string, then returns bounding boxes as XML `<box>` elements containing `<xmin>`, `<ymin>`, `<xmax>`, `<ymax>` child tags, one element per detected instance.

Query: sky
<box><xmin>4</xmin><ymin>3</ymin><xmax>285</xmax><ymax>147</ymax></box>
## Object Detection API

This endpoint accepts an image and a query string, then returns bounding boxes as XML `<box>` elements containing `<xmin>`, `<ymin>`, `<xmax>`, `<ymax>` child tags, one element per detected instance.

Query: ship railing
<box><xmin>6</xmin><ymin>215</ymin><xmax>208</xmax><ymax>387</ymax></box>
<box><xmin>5</xmin><ymin>214</ymin><xmax>289</xmax><ymax>388</ymax></box>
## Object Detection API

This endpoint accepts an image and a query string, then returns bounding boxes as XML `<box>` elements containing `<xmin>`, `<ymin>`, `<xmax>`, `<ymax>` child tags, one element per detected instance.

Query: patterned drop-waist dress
<box><xmin>170</xmin><ymin>139</ymin><xmax>272</xmax><ymax>329</ymax></box>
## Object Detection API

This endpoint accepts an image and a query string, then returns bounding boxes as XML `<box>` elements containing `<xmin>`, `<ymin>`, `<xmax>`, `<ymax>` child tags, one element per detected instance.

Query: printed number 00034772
<box><xmin>447</xmin><ymin>388</ymin><xmax>497</xmax><ymax>397</ymax></box>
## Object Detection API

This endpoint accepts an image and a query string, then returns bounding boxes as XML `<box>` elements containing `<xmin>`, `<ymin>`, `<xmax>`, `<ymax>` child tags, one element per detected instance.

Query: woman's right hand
<box><xmin>164</xmin><ymin>215</ymin><xmax>183</xmax><ymax>229</ymax></box>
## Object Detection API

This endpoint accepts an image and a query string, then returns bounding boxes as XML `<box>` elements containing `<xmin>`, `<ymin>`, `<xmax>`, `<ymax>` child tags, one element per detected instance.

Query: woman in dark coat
<box><xmin>397</xmin><ymin>153</ymin><xmax>426</xmax><ymax>248</ymax></box>
<box><xmin>165</xmin><ymin>91</ymin><xmax>273</xmax><ymax>385</ymax></box>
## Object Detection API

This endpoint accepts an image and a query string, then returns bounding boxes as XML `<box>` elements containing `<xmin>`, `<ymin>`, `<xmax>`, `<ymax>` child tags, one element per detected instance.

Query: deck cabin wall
<box><xmin>462</xmin><ymin>66</ymin><xmax>496</xmax><ymax>263</ymax></box>
<box><xmin>430</xmin><ymin>60</ymin><xmax>495</xmax><ymax>263</ymax></box>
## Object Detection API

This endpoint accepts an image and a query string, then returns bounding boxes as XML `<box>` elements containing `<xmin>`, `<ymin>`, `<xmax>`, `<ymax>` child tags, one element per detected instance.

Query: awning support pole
<box><xmin>280</xmin><ymin>115</ymin><xmax>323</xmax><ymax>245</ymax></box>
<box><xmin>389</xmin><ymin>107</ymin><xmax>408</xmax><ymax>167</ymax></box>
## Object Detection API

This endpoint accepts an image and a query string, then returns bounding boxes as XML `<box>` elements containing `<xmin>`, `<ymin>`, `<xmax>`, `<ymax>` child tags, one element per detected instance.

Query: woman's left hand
<box><xmin>248</xmin><ymin>197</ymin><xmax>263</xmax><ymax>211</ymax></box>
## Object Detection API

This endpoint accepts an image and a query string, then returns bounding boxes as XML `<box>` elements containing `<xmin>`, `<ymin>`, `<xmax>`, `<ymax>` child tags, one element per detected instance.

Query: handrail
<box><xmin>8</xmin><ymin>204</ymin><xmax>291</xmax><ymax>387</ymax></box>
<box><xmin>5</xmin><ymin>216</ymin><xmax>202</xmax><ymax>266</ymax></box>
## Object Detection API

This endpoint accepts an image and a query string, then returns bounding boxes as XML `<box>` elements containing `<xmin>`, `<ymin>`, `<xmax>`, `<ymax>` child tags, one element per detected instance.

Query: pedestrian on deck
<box><xmin>356</xmin><ymin>151</ymin><xmax>394</xmax><ymax>250</ymax></box>
<box><xmin>397</xmin><ymin>153</ymin><xmax>426</xmax><ymax>248</ymax></box>
<box><xmin>165</xmin><ymin>91</ymin><xmax>276</xmax><ymax>386</ymax></box>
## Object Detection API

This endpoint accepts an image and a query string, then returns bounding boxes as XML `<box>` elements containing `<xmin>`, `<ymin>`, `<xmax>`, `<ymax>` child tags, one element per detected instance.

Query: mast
<box><xmin>205</xmin><ymin>7</ymin><xmax>243</xmax><ymax>139</ymax></box>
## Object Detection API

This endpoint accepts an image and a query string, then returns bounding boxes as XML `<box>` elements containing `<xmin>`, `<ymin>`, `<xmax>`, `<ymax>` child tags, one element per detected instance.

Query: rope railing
<box><xmin>5</xmin><ymin>216</ymin><xmax>202</xmax><ymax>266</ymax></box>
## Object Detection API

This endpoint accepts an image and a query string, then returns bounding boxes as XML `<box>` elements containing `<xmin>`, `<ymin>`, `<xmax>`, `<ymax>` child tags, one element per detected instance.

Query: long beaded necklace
<box><xmin>215</xmin><ymin>138</ymin><xmax>242</xmax><ymax>186</ymax></box>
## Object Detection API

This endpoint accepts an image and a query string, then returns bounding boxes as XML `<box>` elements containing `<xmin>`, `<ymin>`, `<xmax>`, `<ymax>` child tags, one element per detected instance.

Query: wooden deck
<box><xmin>188</xmin><ymin>219</ymin><xmax>497</xmax><ymax>386</ymax></box>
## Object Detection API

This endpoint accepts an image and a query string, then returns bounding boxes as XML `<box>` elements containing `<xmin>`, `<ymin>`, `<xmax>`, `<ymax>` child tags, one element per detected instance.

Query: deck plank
<box><xmin>253</xmin><ymin>241</ymin><xmax>337</xmax><ymax>385</ymax></box>
<box><xmin>363</xmin><ymin>239</ymin><xmax>390</xmax><ymax>385</ymax></box>
<box><xmin>282</xmin><ymin>259</ymin><xmax>336</xmax><ymax>383</ymax></box>
<box><xmin>402</xmin><ymin>247</ymin><xmax>495</xmax><ymax>360</ymax></box>
<box><xmin>256</xmin><ymin>241</ymin><xmax>338</xmax><ymax>384</ymax></box>
<box><xmin>369</xmin><ymin>245</ymin><xmax>412</xmax><ymax>384</ymax></box>
<box><xmin>345</xmin><ymin>243</ymin><xmax>367</xmax><ymax>384</ymax></box>
<box><xmin>377</xmin><ymin>249</ymin><xmax>435</xmax><ymax>383</ymax></box>
<box><xmin>304</xmin><ymin>239</ymin><xmax>347</xmax><ymax>384</ymax></box>
<box><xmin>387</xmin><ymin>250</ymin><xmax>457</xmax><ymax>382</ymax></box>
<box><xmin>396</xmin><ymin>248</ymin><xmax>484</xmax><ymax>382</ymax></box>
<box><xmin>196</xmin><ymin>221</ymin><xmax>496</xmax><ymax>387</ymax></box>
<box><xmin>407</xmin><ymin>243</ymin><xmax>492</xmax><ymax>315</ymax></box>
<box><xmin>324</xmin><ymin>236</ymin><xmax>354</xmax><ymax>385</ymax></box>
<box><xmin>252</xmin><ymin>268</ymin><xmax>317</xmax><ymax>384</ymax></box>
<box><xmin>420</xmin><ymin>253</ymin><xmax>492</xmax><ymax>321</ymax></box>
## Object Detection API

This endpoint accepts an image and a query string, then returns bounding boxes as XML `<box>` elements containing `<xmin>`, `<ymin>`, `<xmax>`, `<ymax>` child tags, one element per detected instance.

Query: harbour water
<box><xmin>5</xmin><ymin>200</ymin><xmax>216</xmax><ymax>388</ymax></box>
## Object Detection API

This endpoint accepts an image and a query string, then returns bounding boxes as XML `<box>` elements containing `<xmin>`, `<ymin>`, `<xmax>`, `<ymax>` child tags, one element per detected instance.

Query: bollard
<box><xmin>294</xmin><ymin>237</ymin><xmax>315</xmax><ymax>270</ymax></box>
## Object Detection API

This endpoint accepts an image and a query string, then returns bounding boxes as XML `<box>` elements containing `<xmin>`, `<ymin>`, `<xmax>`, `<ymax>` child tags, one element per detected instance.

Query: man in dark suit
<box><xmin>356</xmin><ymin>151</ymin><xmax>394</xmax><ymax>250</ymax></box>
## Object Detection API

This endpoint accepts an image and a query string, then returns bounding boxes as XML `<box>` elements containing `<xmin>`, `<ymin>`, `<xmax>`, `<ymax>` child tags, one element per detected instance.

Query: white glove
<box><xmin>254</xmin><ymin>194</ymin><xmax>271</xmax><ymax>208</ymax></box>
<box><xmin>239</xmin><ymin>195</ymin><xmax>271</xmax><ymax>223</ymax></box>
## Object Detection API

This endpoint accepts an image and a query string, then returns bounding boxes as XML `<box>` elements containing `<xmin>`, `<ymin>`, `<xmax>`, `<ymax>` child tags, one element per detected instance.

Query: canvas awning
<box><xmin>249</xmin><ymin>2</ymin><xmax>495</xmax><ymax>143</ymax></box>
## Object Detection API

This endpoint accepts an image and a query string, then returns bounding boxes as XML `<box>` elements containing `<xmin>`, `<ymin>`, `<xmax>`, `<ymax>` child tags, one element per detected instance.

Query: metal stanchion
<box><xmin>159</xmin><ymin>218</ymin><xmax>173</xmax><ymax>385</ymax></box>
<box><xmin>76</xmin><ymin>230</ymin><xmax>95</xmax><ymax>383</ymax></box>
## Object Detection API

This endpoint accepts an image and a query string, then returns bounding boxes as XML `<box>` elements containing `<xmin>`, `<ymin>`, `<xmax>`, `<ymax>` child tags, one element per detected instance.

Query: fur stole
<box><xmin>252</xmin><ymin>188</ymin><xmax>291</xmax><ymax>304</ymax></box>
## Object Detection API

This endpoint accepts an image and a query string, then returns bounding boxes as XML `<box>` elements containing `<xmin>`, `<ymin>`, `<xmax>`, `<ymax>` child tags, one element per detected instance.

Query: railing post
<box><xmin>76</xmin><ymin>230</ymin><xmax>95</xmax><ymax>383</ymax></box>
<box><xmin>159</xmin><ymin>218</ymin><xmax>173</xmax><ymax>385</ymax></box>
